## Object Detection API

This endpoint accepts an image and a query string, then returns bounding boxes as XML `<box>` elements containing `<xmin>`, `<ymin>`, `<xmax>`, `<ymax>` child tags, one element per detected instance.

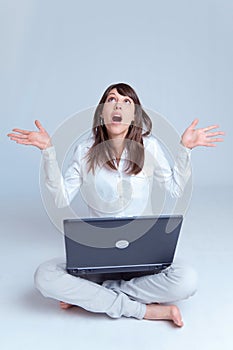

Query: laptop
<box><xmin>64</xmin><ymin>215</ymin><xmax>183</xmax><ymax>283</ymax></box>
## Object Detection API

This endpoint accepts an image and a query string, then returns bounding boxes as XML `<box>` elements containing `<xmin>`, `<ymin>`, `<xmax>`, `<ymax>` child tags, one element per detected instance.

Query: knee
<box><xmin>179</xmin><ymin>265</ymin><xmax>198</xmax><ymax>298</ymax></box>
<box><xmin>34</xmin><ymin>262</ymin><xmax>50</xmax><ymax>296</ymax></box>
<box><xmin>34</xmin><ymin>258</ymin><xmax>65</xmax><ymax>297</ymax></box>
<box><xmin>168</xmin><ymin>263</ymin><xmax>198</xmax><ymax>301</ymax></box>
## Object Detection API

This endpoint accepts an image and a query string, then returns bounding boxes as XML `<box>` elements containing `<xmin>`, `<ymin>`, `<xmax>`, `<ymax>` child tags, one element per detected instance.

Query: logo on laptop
<box><xmin>115</xmin><ymin>240</ymin><xmax>129</xmax><ymax>249</ymax></box>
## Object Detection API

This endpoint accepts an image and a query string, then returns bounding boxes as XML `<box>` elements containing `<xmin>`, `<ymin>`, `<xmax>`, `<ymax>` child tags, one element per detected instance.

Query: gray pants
<box><xmin>34</xmin><ymin>258</ymin><xmax>198</xmax><ymax>320</ymax></box>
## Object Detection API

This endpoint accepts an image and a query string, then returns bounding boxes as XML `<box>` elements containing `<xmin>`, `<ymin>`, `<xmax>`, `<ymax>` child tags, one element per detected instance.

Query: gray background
<box><xmin>1</xmin><ymin>1</ymin><xmax>233</xmax><ymax>350</ymax></box>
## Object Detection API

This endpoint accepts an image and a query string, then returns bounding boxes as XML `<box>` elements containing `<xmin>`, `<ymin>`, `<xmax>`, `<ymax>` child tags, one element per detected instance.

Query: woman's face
<box><xmin>101</xmin><ymin>88</ymin><xmax>135</xmax><ymax>139</ymax></box>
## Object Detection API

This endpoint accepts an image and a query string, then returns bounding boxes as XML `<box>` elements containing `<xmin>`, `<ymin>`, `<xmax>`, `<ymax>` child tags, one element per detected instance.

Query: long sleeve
<box><xmin>42</xmin><ymin>146</ymin><xmax>83</xmax><ymax>208</ymax></box>
<box><xmin>152</xmin><ymin>139</ymin><xmax>192</xmax><ymax>198</ymax></box>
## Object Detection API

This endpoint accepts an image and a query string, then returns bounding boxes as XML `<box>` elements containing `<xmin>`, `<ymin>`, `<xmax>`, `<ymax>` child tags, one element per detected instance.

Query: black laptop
<box><xmin>64</xmin><ymin>215</ymin><xmax>183</xmax><ymax>283</ymax></box>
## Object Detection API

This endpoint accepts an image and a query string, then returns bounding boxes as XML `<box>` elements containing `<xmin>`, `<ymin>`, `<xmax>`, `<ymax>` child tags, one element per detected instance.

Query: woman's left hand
<box><xmin>181</xmin><ymin>118</ymin><xmax>225</xmax><ymax>149</ymax></box>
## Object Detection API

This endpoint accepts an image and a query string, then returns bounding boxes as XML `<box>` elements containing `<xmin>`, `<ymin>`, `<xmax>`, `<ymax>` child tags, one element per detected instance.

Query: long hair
<box><xmin>86</xmin><ymin>83</ymin><xmax>152</xmax><ymax>175</ymax></box>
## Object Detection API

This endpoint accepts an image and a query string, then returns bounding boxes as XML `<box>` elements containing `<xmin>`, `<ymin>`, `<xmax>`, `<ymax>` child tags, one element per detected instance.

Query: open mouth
<box><xmin>112</xmin><ymin>115</ymin><xmax>122</xmax><ymax>122</ymax></box>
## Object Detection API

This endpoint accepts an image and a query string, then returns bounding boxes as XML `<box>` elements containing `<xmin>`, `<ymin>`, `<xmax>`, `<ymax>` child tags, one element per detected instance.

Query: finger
<box><xmin>203</xmin><ymin>125</ymin><xmax>220</xmax><ymax>132</ymax></box>
<box><xmin>207</xmin><ymin>138</ymin><xmax>224</xmax><ymax>143</ymax></box>
<box><xmin>201</xmin><ymin>142</ymin><xmax>216</xmax><ymax>147</ymax></box>
<box><xmin>7</xmin><ymin>133</ymin><xmax>28</xmax><ymax>138</ymax></box>
<box><xmin>206</xmin><ymin>143</ymin><xmax>216</xmax><ymax>147</ymax></box>
<box><xmin>8</xmin><ymin>134</ymin><xmax>28</xmax><ymax>140</ymax></box>
<box><xmin>7</xmin><ymin>133</ymin><xmax>18</xmax><ymax>137</ymax></box>
<box><xmin>15</xmin><ymin>140</ymin><xmax>33</xmax><ymax>145</ymax></box>
<box><xmin>189</xmin><ymin>118</ymin><xmax>199</xmax><ymax>129</ymax></box>
<box><xmin>206</xmin><ymin>131</ymin><xmax>225</xmax><ymax>137</ymax></box>
<box><xmin>11</xmin><ymin>128</ymin><xmax>30</xmax><ymax>135</ymax></box>
<box><xmin>8</xmin><ymin>138</ymin><xmax>30</xmax><ymax>145</ymax></box>
<box><xmin>35</xmin><ymin>120</ymin><xmax>45</xmax><ymax>132</ymax></box>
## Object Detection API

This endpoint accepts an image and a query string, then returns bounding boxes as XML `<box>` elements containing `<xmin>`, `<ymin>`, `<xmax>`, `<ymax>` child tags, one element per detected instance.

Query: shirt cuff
<box><xmin>179</xmin><ymin>141</ymin><xmax>192</xmax><ymax>156</ymax></box>
<box><xmin>42</xmin><ymin>146</ymin><xmax>56</xmax><ymax>160</ymax></box>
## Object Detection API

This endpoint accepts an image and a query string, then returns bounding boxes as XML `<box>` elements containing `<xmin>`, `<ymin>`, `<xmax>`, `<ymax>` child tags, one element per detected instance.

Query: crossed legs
<box><xmin>34</xmin><ymin>258</ymin><xmax>198</xmax><ymax>327</ymax></box>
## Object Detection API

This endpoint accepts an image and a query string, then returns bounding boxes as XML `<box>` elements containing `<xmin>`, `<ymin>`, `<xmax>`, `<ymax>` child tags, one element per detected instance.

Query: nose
<box><xmin>114</xmin><ymin>102</ymin><xmax>122</xmax><ymax>110</ymax></box>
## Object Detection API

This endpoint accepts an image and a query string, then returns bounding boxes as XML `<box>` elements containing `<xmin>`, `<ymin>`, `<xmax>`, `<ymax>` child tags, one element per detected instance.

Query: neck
<box><xmin>109</xmin><ymin>137</ymin><xmax>125</xmax><ymax>158</ymax></box>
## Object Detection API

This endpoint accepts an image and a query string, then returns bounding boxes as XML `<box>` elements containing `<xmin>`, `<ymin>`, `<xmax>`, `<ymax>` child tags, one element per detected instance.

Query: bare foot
<box><xmin>59</xmin><ymin>301</ymin><xmax>75</xmax><ymax>310</ymax></box>
<box><xmin>143</xmin><ymin>304</ymin><xmax>184</xmax><ymax>327</ymax></box>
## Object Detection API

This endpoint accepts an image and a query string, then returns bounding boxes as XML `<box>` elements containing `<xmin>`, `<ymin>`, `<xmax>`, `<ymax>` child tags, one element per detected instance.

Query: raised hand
<box><xmin>181</xmin><ymin>119</ymin><xmax>225</xmax><ymax>149</ymax></box>
<box><xmin>7</xmin><ymin>120</ymin><xmax>52</xmax><ymax>150</ymax></box>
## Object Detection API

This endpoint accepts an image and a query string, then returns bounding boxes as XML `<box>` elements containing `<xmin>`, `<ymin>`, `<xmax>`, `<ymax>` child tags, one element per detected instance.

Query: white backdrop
<box><xmin>1</xmin><ymin>0</ymin><xmax>232</xmax><ymax>198</ymax></box>
<box><xmin>1</xmin><ymin>3</ymin><xmax>233</xmax><ymax>349</ymax></box>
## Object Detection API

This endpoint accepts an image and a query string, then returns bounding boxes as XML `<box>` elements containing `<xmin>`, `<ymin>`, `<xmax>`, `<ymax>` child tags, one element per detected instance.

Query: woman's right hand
<box><xmin>7</xmin><ymin>120</ymin><xmax>52</xmax><ymax>150</ymax></box>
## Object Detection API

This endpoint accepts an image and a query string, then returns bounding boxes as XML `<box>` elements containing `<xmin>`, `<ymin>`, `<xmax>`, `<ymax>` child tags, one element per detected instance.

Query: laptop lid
<box><xmin>63</xmin><ymin>215</ymin><xmax>183</xmax><ymax>276</ymax></box>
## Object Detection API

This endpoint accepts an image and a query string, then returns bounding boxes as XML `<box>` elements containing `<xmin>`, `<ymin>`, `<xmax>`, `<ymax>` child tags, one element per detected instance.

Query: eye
<box><xmin>107</xmin><ymin>96</ymin><xmax>116</xmax><ymax>103</ymax></box>
<box><xmin>124</xmin><ymin>98</ymin><xmax>131</xmax><ymax>104</ymax></box>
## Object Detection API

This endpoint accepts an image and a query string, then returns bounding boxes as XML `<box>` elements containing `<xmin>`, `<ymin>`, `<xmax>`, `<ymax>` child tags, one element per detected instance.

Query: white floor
<box><xmin>1</xmin><ymin>185</ymin><xmax>233</xmax><ymax>350</ymax></box>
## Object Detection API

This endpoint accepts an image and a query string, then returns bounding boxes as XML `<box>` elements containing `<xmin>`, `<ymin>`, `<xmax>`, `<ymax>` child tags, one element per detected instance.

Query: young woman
<box><xmin>8</xmin><ymin>83</ymin><xmax>224</xmax><ymax>327</ymax></box>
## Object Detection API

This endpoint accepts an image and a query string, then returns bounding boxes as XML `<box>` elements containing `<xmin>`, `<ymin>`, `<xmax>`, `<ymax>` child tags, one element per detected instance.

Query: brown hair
<box><xmin>86</xmin><ymin>83</ymin><xmax>152</xmax><ymax>175</ymax></box>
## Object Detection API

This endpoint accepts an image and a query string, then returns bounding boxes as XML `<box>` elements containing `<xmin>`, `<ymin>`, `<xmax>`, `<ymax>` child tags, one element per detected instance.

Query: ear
<box><xmin>100</xmin><ymin>116</ymin><xmax>104</xmax><ymax>126</ymax></box>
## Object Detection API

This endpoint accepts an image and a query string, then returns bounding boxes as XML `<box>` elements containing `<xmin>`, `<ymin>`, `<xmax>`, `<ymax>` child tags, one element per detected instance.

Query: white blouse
<box><xmin>42</xmin><ymin>135</ymin><xmax>191</xmax><ymax>218</ymax></box>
